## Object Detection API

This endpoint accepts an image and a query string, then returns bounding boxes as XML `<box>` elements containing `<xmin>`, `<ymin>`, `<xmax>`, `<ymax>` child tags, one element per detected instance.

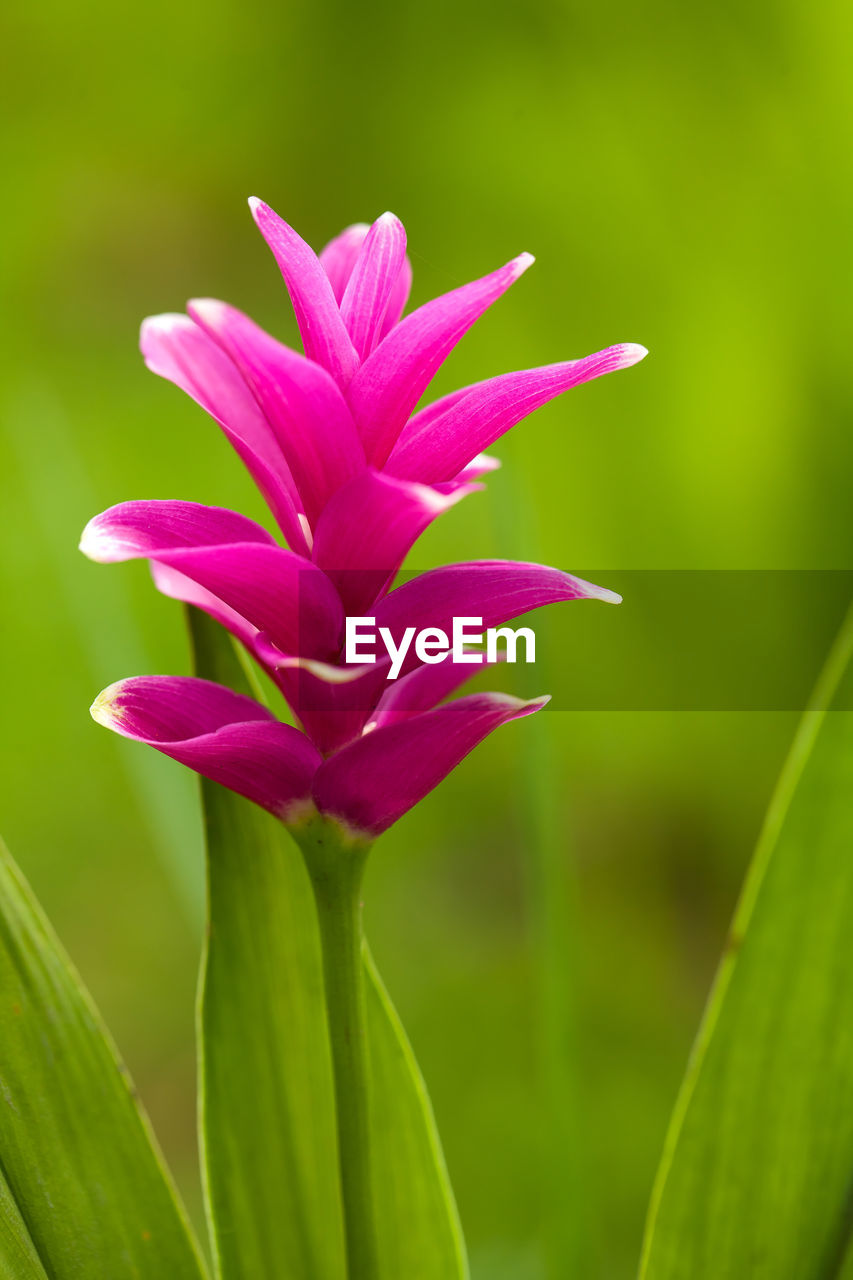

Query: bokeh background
<box><xmin>1</xmin><ymin>1</ymin><xmax>851</xmax><ymax>1275</ymax></box>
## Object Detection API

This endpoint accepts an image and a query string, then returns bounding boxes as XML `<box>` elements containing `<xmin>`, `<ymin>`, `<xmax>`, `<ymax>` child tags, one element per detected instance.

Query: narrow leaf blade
<box><xmin>640</xmin><ymin>606</ymin><xmax>853</xmax><ymax>1278</ymax></box>
<box><xmin>0</xmin><ymin>839</ymin><xmax>207</xmax><ymax>1278</ymax></box>
<box><xmin>191</xmin><ymin>609</ymin><xmax>468</xmax><ymax>1279</ymax></box>
<box><xmin>0</xmin><ymin>1170</ymin><xmax>49</xmax><ymax>1280</ymax></box>
<box><xmin>365</xmin><ymin>950</ymin><xmax>469</xmax><ymax>1278</ymax></box>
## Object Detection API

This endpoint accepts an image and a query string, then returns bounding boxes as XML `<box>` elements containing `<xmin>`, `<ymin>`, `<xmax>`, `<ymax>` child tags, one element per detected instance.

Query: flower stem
<box><xmin>303</xmin><ymin>824</ymin><xmax>378</xmax><ymax>1279</ymax></box>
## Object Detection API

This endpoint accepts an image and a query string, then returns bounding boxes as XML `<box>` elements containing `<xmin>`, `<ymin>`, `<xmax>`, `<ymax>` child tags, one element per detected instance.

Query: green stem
<box><xmin>305</xmin><ymin>830</ymin><xmax>378</xmax><ymax>1280</ymax></box>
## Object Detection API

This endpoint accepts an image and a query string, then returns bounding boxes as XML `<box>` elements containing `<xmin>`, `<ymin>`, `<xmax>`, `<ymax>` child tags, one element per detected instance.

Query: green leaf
<box><xmin>640</xmin><ymin>605</ymin><xmax>853</xmax><ymax>1278</ymax></box>
<box><xmin>0</xmin><ymin>1167</ymin><xmax>49</xmax><ymax>1279</ymax></box>
<box><xmin>364</xmin><ymin>949</ymin><xmax>469</xmax><ymax>1278</ymax></box>
<box><xmin>0</xmin><ymin>838</ymin><xmax>207</xmax><ymax>1279</ymax></box>
<box><xmin>190</xmin><ymin>609</ymin><xmax>468</xmax><ymax>1280</ymax></box>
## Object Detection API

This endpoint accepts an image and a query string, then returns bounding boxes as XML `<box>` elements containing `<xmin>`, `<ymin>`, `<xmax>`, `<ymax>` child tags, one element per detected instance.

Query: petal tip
<box><xmin>78</xmin><ymin>515</ymin><xmax>110</xmax><ymax>562</ymax></box>
<box><xmin>187</xmin><ymin>296</ymin><xmax>226</xmax><ymax>324</ymax></box>
<box><xmin>590</xmin><ymin>585</ymin><xmax>623</xmax><ymax>604</ymax></box>
<box><xmin>248</xmin><ymin>196</ymin><xmax>273</xmax><ymax>228</ymax></box>
<box><xmin>140</xmin><ymin>312</ymin><xmax>186</xmax><ymax>340</ymax></box>
<box><xmin>89</xmin><ymin>681</ymin><xmax>127</xmax><ymax>730</ymax></box>
<box><xmin>618</xmin><ymin>342</ymin><xmax>648</xmax><ymax>367</ymax></box>
<box><xmin>511</xmin><ymin>251</ymin><xmax>536</xmax><ymax>278</ymax></box>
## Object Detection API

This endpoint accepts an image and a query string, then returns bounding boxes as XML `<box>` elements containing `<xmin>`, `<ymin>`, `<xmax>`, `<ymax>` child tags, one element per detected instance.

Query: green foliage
<box><xmin>4</xmin><ymin>3</ymin><xmax>853</xmax><ymax>1267</ymax></box>
<box><xmin>0</xmin><ymin>840</ymin><xmax>206</xmax><ymax>1278</ymax></box>
<box><xmin>640</xmin><ymin>608</ymin><xmax>853</xmax><ymax>1278</ymax></box>
<box><xmin>364</xmin><ymin>950</ymin><xmax>469</xmax><ymax>1278</ymax></box>
<box><xmin>0</xmin><ymin>1170</ymin><xmax>48</xmax><ymax>1280</ymax></box>
<box><xmin>190</xmin><ymin>609</ymin><xmax>468</xmax><ymax>1280</ymax></box>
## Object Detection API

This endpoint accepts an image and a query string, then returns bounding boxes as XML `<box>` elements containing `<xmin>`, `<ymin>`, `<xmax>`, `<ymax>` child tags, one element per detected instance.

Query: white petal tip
<box><xmin>512</xmin><ymin>252</ymin><xmax>536</xmax><ymax>277</ymax></box>
<box><xmin>140</xmin><ymin>312</ymin><xmax>187</xmax><ymax>338</ymax></box>
<box><xmin>248</xmin><ymin>197</ymin><xmax>275</xmax><ymax>226</ymax></box>
<box><xmin>618</xmin><ymin>343</ymin><xmax>648</xmax><ymax>367</ymax></box>
<box><xmin>592</xmin><ymin>586</ymin><xmax>623</xmax><ymax>604</ymax></box>
<box><xmin>90</xmin><ymin>682</ymin><xmax>126</xmax><ymax>729</ymax></box>
<box><xmin>78</xmin><ymin>518</ymin><xmax>110</xmax><ymax>562</ymax></box>
<box><xmin>187</xmin><ymin>297</ymin><xmax>227</xmax><ymax>324</ymax></box>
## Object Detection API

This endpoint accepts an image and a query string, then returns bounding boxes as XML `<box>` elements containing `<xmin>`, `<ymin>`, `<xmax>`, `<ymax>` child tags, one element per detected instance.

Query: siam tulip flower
<box><xmin>82</xmin><ymin>198</ymin><xmax>646</xmax><ymax>1280</ymax></box>
<box><xmin>82</xmin><ymin>199</ymin><xmax>646</xmax><ymax>834</ymax></box>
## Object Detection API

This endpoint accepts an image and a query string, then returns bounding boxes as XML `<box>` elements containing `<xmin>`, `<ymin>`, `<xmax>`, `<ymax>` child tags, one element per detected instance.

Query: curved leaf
<box><xmin>0</xmin><ymin>1169</ymin><xmax>49</xmax><ymax>1279</ymax></box>
<box><xmin>364</xmin><ymin>950</ymin><xmax>469</xmax><ymax>1278</ymax></box>
<box><xmin>0</xmin><ymin>839</ymin><xmax>207</xmax><ymax>1278</ymax></box>
<box><xmin>640</xmin><ymin>605</ymin><xmax>853</xmax><ymax>1278</ymax></box>
<box><xmin>190</xmin><ymin>608</ymin><xmax>468</xmax><ymax>1279</ymax></box>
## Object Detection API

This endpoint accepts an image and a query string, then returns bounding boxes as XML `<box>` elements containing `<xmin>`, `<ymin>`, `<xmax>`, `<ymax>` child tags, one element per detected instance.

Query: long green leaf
<box><xmin>640</xmin><ymin>605</ymin><xmax>853</xmax><ymax>1278</ymax></box>
<box><xmin>0</xmin><ymin>839</ymin><xmax>207</xmax><ymax>1278</ymax></box>
<box><xmin>191</xmin><ymin>609</ymin><xmax>468</xmax><ymax>1280</ymax></box>
<box><xmin>0</xmin><ymin>1169</ymin><xmax>48</xmax><ymax>1279</ymax></box>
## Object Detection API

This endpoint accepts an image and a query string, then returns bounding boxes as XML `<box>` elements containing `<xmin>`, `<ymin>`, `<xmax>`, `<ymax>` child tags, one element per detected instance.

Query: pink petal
<box><xmin>83</xmin><ymin>511</ymin><xmax>343</xmax><ymax>662</ymax></box>
<box><xmin>188</xmin><ymin>299</ymin><xmax>366</xmax><ymax>525</ymax></box>
<box><xmin>371</xmin><ymin>651</ymin><xmax>501</xmax><ymax>728</ymax></box>
<box><xmin>249</xmin><ymin>198</ymin><xmax>359</xmax><ymax>387</ymax></box>
<box><xmin>371</xmin><ymin>559</ymin><xmax>621</xmax><ymax>680</ymax></box>
<box><xmin>310</xmin><ymin>469</ymin><xmax>472</xmax><ymax>614</ymax></box>
<box><xmin>80</xmin><ymin>500</ymin><xmax>276</xmax><ymax>563</ymax></box>
<box><xmin>275</xmin><ymin>660</ymin><xmax>392</xmax><ymax>755</ymax></box>
<box><xmin>400</xmin><ymin>384</ymin><xmax>472</xmax><ymax>433</ymax></box>
<box><xmin>150</xmin><ymin>544</ymin><xmax>344</xmax><ymax>661</ymax></box>
<box><xmin>434</xmin><ymin>453</ymin><xmax>501</xmax><ymax>495</ymax></box>
<box><xmin>340</xmin><ymin>212</ymin><xmax>408</xmax><ymax>360</ymax></box>
<box><xmin>347</xmin><ymin>252</ymin><xmax>535</xmax><ymax>465</ymax></box>
<box><xmin>377</xmin><ymin>255</ymin><xmax>413</xmax><ymax>341</ymax></box>
<box><xmin>140</xmin><ymin>314</ymin><xmax>309</xmax><ymax>555</ymax></box>
<box><xmin>313</xmin><ymin>692</ymin><xmax>548</xmax><ymax>836</ymax></box>
<box><xmin>150</xmin><ymin>562</ymin><xmax>263</xmax><ymax>655</ymax></box>
<box><xmin>388</xmin><ymin>344</ymin><xmax>649</xmax><ymax>483</ymax></box>
<box><xmin>91</xmin><ymin>675</ymin><xmax>320</xmax><ymax>820</ymax></box>
<box><xmin>319</xmin><ymin>223</ymin><xmax>370</xmax><ymax>301</ymax></box>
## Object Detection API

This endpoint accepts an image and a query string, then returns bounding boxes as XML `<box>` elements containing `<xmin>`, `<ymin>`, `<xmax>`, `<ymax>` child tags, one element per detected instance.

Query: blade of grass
<box><xmin>0</xmin><ymin>837</ymin><xmax>208</xmax><ymax>1278</ymax></box>
<box><xmin>640</xmin><ymin>602</ymin><xmax>853</xmax><ymax>1278</ymax></box>
<box><xmin>0</xmin><ymin>1169</ymin><xmax>49</xmax><ymax>1279</ymax></box>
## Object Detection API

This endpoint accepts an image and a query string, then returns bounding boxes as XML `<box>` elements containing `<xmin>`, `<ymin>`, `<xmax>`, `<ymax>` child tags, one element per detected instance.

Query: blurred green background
<box><xmin>1</xmin><ymin>0</ymin><xmax>851</xmax><ymax>1275</ymax></box>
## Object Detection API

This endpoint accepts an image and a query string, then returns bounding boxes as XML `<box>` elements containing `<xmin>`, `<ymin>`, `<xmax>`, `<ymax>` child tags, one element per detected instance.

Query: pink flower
<box><xmin>83</xmin><ymin>201</ymin><xmax>645</xmax><ymax>839</ymax></box>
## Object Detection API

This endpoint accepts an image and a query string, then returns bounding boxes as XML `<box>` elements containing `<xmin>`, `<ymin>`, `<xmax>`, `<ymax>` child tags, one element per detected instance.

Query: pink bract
<box><xmin>83</xmin><ymin>201</ymin><xmax>646</xmax><ymax>838</ymax></box>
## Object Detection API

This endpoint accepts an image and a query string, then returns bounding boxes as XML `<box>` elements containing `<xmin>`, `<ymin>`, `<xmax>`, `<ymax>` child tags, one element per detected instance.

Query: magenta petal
<box><xmin>188</xmin><ymin>299</ymin><xmax>366</xmax><ymax>525</ymax></box>
<box><xmin>371</xmin><ymin>652</ymin><xmax>501</xmax><ymax>728</ymax></box>
<box><xmin>80</xmin><ymin>500</ymin><xmax>276</xmax><ymax>563</ymax></box>
<box><xmin>434</xmin><ymin>453</ymin><xmax>501</xmax><ymax>495</ymax></box>
<box><xmin>150</xmin><ymin>544</ymin><xmax>344</xmax><ymax>661</ymax></box>
<box><xmin>150</xmin><ymin>562</ymin><xmax>263</xmax><ymax>655</ymax></box>
<box><xmin>348</xmin><ymin>252</ymin><xmax>535</xmax><ymax>465</ymax></box>
<box><xmin>388</xmin><ymin>344</ymin><xmax>649</xmax><ymax>483</ymax></box>
<box><xmin>85</xmin><ymin>513</ymin><xmax>343</xmax><ymax>660</ymax></box>
<box><xmin>371</xmin><ymin>560</ymin><xmax>620</xmax><ymax>680</ymax></box>
<box><xmin>340</xmin><ymin>213</ymin><xmax>408</xmax><ymax>360</ymax></box>
<box><xmin>140</xmin><ymin>314</ymin><xmax>308</xmax><ymax>555</ymax></box>
<box><xmin>275</xmin><ymin>660</ymin><xmax>393</xmax><ymax>755</ymax></box>
<box><xmin>91</xmin><ymin>675</ymin><xmax>320</xmax><ymax>820</ymax></box>
<box><xmin>377</xmin><ymin>255</ymin><xmax>413</xmax><ymax>341</ymax></box>
<box><xmin>313</xmin><ymin>692</ymin><xmax>548</xmax><ymax>836</ymax></box>
<box><xmin>311</xmin><ymin>469</ymin><xmax>470</xmax><ymax>614</ymax></box>
<box><xmin>249</xmin><ymin>198</ymin><xmax>359</xmax><ymax>387</ymax></box>
<box><xmin>400</xmin><ymin>384</ymin><xmax>473</xmax><ymax>434</ymax></box>
<box><xmin>319</xmin><ymin>223</ymin><xmax>370</xmax><ymax>301</ymax></box>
